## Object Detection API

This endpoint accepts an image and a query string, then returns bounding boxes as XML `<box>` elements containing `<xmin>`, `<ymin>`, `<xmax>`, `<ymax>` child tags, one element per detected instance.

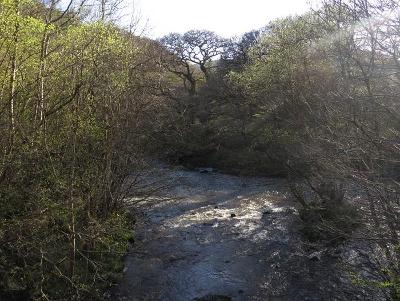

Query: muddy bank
<box><xmin>108</xmin><ymin>166</ymin><xmax>377</xmax><ymax>301</ymax></box>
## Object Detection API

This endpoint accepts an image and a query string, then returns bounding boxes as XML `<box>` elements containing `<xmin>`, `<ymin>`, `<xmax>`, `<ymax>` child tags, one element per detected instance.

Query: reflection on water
<box><xmin>109</xmin><ymin>167</ymin><xmax>375</xmax><ymax>301</ymax></box>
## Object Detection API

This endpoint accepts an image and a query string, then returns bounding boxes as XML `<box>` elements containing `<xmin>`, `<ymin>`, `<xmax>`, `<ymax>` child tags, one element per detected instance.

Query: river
<box><xmin>108</xmin><ymin>165</ymin><xmax>378</xmax><ymax>301</ymax></box>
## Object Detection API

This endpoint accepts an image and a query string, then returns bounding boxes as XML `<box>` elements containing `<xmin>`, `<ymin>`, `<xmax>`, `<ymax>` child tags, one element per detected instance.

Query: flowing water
<box><xmin>108</xmin><ymin>166</ymin><xmax>376</xmax><ymax>301</ymax></box>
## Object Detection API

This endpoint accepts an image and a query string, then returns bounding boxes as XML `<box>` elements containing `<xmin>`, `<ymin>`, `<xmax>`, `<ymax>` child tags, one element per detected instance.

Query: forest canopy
<box><xmin>1</xmin><ymin>0</ymin><xmax>400</xmax><ymax>300</ymax></box>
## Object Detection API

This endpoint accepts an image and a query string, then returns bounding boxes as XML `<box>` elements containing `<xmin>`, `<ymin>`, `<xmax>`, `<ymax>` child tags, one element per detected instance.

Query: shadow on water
<box><xmin>108</xmin><ymin>167</ymin><xmax>374</xmax><ymax>301</ymax></box>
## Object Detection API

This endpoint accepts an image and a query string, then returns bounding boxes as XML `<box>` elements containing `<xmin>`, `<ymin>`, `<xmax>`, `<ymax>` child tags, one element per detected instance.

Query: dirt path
<box><xmin>108</xmin><ymin>166</ymin><xmax>371</xmax><ymax>301</ymax></box>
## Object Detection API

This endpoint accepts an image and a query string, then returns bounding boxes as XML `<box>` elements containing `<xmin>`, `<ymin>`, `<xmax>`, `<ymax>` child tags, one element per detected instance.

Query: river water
<box><xmin>108</xmin><ymin>166</ymin><xmax>378</xmax><ymax>301</ymax></box>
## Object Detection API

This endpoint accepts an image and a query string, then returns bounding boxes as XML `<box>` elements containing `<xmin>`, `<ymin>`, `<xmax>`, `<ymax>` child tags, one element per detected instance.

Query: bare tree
<box><xmin>160</xmin><ymin>30</ymin><xmax>227</xmax><ymax>94</ymax></box>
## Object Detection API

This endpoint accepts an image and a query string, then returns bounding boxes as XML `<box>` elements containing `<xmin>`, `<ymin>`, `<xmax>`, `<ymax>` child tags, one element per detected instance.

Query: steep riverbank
<box><xmin>108</xmin><ymin>166</ymin><xmax>378</xmax><ymax>301</ymax></box>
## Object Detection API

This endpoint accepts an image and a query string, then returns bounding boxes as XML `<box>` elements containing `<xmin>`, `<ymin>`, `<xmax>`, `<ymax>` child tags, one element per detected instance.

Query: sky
<box><xmin>133</xmin><ymin>0</ymin><xmax>313</xmax><ymax>39</ymax></box>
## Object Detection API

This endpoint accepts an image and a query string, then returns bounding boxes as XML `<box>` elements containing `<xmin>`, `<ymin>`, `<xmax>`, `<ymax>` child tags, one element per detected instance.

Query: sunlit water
<box><xmin>108</xmin><ymin>166</ymin><xmax>378</xmax><ymax>301</ymax></box>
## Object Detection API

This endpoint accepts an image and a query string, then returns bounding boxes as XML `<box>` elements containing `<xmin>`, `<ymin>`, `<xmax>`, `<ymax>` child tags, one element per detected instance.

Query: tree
<box><xmin>231</xmin><ymin>1</ymin><xmax>400</xmax><ymax>297</ymax></box>
<box><xmin>160</xmin><ymin>30</ymin><xmax>227</xmax><ymax>94</ymax></box>
<box><xmin>220</xmin><ymin>29</ymin><xmax>261</xmax><ymax>72</ymax></box>
<box><xmin>0</xmin><ymin>1</ymin><xmax>174</xmax><ymax>299</ymax></box>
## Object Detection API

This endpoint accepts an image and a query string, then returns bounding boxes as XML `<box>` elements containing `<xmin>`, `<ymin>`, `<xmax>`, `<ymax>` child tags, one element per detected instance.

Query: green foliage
<box><xmin>350</xmin><ymin>263</ymin><xmax>400</xmax><ymax>301</ymax></box>
<box><xmin>0</xmin><ymin>0</ymin><xmax>170</xmax><ymax>299</ymax></box>
<box><xmin>154</xmin><ymin>2</ymin><xmax>400</xmax><ymax>299</ymax></box>
<box><xmin>0</xmin><ymin>140</ymin><xmax>134</xmax><ymax>300</ymax></box>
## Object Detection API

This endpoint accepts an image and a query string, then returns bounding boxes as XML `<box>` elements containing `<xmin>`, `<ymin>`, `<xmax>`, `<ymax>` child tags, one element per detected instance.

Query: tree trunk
<box><xmin>8</xmin><ymin>1</ymin><xmax>20</xmax><ymax>152</ymax></box>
